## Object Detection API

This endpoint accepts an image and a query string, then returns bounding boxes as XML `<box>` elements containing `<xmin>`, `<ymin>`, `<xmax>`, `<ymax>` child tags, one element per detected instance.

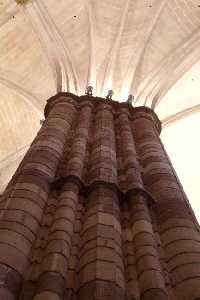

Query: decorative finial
<box><xmin>106</xmin><ymin>90</ymin><xmax>114</xmax><ymax>100</ymax></box>
<box><xmin>85</xmin><ymin>85</ymin><xmax>93</xmax><ymax>96</ymax></box>
<box><xmin>127</xmin><ymin>94</ymin><xmax>134</xmax><ymax>105</ymax></box>
<box><xmin>15</xmin><ymin>0</ymin><xmax>29</xmax><ymax>4</ymax></box>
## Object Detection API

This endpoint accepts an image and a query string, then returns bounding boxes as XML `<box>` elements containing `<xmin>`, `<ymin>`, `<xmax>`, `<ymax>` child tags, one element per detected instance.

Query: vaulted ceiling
<box><xmin>0</xmin><ymin>0</ymin><xmax>200</xmax><ymax>218</ymax></box>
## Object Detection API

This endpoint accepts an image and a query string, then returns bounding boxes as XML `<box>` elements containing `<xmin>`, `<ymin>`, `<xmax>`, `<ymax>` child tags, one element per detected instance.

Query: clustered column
<box><xmin>0</xmin><ymin>93</ymin><xmax>199</xmax><ymax>300</ymax></box>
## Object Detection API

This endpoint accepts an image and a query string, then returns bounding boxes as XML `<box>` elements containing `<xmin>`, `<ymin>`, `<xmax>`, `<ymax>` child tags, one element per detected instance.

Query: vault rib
<box><xmin>120</xmin><ymin>0</ymin><xmax>168</xmax><ymax>100</ymax></box>
<box><xmin>130</xmin><ymin>0</ymin><xmax>168</xmax><ymax>97</ymax></box>
<box><xmin>100</xmin><ymin>0</ymin><xmax>130</xmax><ymax>97</ymax></box>
<box><xmin>134</xmin><ymin>28</ymin><xmax>200</xmax><ymax>106</ymax></box>
<box><xmin>23</xmin><ymin>2</ymin><xmax>63</xmax><ymax>93</ymax></box>
<box><xmin>162</xmin><ymin>104</ymin><xmax>200</xmax><ymax>128</ymax></box>
<box><xmin>35</xmin><ymin>0</ymin><xmax>81</xmax><ymax>94</ymax></box>
<box><xmin>0</xmin><ymin>145</ymin><xmax>29</xmax><ymax>171</ymax></box>
<box><xmin>86</xmin><ymin>0</ymin><xmax>97</xmax><ymax>92</ymax></box>
<box><xmin>151</xmin><ymin>45</ymin><xmax>200</xmax><ymax>109</ymax></box>
<box><xmin>0</xmin><ymin>74</ymin><xmax>43</xmax><ymax>117</ymax></box>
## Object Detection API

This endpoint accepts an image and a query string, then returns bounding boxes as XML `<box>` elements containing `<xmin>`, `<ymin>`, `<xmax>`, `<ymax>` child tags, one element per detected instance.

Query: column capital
<box><xmin>44</xmin><ymin>92</ymin><xmax>161</xmax><ymax>133</ymax></box>
<box><xmin>44</xmin><ymin>92</ymin><xmax>79</xmax><ymax>118</ymax></box>
<box><xmin>132</xmin><ymin>106</ymin><xmax>162</xmax><ymax>134</ymax></box>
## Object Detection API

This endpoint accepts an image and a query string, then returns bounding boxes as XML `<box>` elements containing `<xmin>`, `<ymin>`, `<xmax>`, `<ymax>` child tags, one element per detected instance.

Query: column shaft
<box><xmin>118</xmin><ymin>108</ymin><xmax>168</xmax><ymax>299</ymax></box>
<box><xmin>0</xmin><ymin>96</ymin><xmax>77</xmax><ymax>299</ymax></box>
<box><xmin>132</xmin><ymin>109</ymin><xmax>200</xmax><ymax>300</ymax></box>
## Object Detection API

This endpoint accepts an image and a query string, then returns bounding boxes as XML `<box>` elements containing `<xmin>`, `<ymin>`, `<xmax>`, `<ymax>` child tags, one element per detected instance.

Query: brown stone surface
<box><xmin>77</xmin><ymin>280</ymin><xmax>126</xmax><ymax>300</ymax></box>
<box><xmin>0</xmin><ymin>93</ymin><xmax>199</xmax><ymax>299</ymax></box>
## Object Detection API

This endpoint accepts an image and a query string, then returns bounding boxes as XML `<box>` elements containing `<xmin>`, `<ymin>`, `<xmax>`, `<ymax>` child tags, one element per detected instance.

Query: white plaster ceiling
<box><xmin>0</xmin><ymin>0</ymin><xmax>199</xmax><ymax>220</ymax></box>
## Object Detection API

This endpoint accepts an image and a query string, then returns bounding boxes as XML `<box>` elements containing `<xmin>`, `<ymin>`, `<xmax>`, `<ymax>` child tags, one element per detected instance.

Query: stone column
<box><xmin>63</xmin><ymin>96</ymin><xmax>93</xmax><ymax>184</ymax></box>
<box><xmin>33</xmin><ymin>181</ymin><xmax>80</xmax><ymax>300</ymax></box>
<box><xmin>0</xmin><ymin>94</ymin><xmax>77</xmax><ymax>299</ymax></box>
<box><xmin>65</xmin><ymin>195</ymin><xmax>85</xmax><ymax>299</ymax></box>
<box><xmin>118</xmin><ymin>107</ymin><xmax>168</xmax><ymax>300</ymax></box>
<box><xmin>132</xmin><ymin>107</ymin><xmax>200</xmax><ymax>300</ymax></box>
<box><xmin>78</xmin><ymin>185</ymin><xmax>124</xmax><ymax>300</ymax></box>
<box><xmin>121</xmin><ymin>201</ymin><xmax>140</xmax><ymax>300</ymax></box>
<box><xmin>78</xmin><ymin>101</ymin><xmax>126</xmax><ymax>299</ymax></box>
<box><xmin>19</xmin><ymin>190</ymin><xmax>59</xmax><ymax>299</ymax></box>
<box><xmin>32</xmin><ymin>96</ymin><xmax>93</xmax><ymax>300</ymax></box>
